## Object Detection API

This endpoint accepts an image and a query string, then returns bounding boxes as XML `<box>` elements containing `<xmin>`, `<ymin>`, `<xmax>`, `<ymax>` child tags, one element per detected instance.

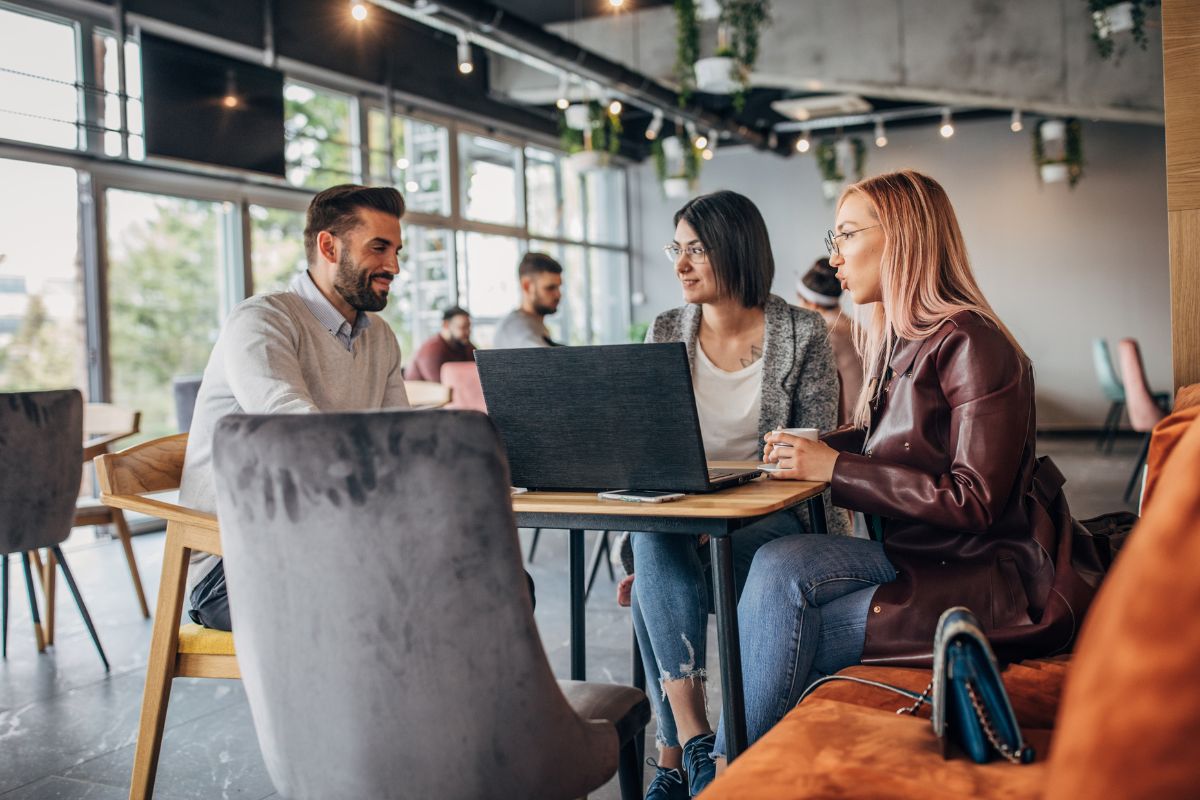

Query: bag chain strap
<box><xmin>964</xmin><ymin>679</ymin><xmax>1023</xmax><ymax>765</ymax></box>
<box><xmin>897</xmin><ymin>680</ymin><xmax>933</xmax><ymax>716</ymax></box>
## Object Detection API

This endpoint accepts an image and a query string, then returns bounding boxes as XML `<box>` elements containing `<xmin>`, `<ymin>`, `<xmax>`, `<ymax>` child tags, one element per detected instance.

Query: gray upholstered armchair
<box><xmin>212</xmin><ymin>409</ymin><xmax>650</xmax><ymax>800</ymax></box>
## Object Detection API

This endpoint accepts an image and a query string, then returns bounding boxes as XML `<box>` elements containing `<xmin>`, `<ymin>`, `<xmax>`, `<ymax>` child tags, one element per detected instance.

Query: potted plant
<box><xmin>654</xmin><ymin>134</ymin><xmax>701</xmax><ymax>199</ymax></box>
<box><xmin>560</xmin><ymin>102</ymin><xmax>623</xmax><ymax>171</ymax></box>
<box><xmin>813</xmin><ymin>136</ymin><xmax>866</xmax><ymax>201</ymax></box>
<box><xmin>694</xmin><ymin>26</ymin><xmax>740</xmax><ymax>94</ymax></box>
<box><xmin>1087</xmin><ymin>0</ymin><xmax>1159</xmax><ymax>60</ymax></box>
<box><xmin>677</xmin><ymin>0</ymin><xmax>769</xmax><ymax>111</ymax></box>
<box><xmin>1034</xmin><ymin>118</ymin><xmax>1084</xmax><ymax>187</ymax></box>
<box><xmin>674</xmin><ymin>0</ymin><xmax>701</xmax><ymax>107</ymax></box>
<box><xmin>719</xmin><ymin>0</ymin><xmax>770</xmax><ymax>111</ymax></box>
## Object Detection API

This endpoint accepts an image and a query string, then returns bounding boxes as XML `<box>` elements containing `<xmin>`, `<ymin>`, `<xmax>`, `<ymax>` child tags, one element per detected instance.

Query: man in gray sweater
<box><xmin>492</xmin><ymin>251</ymin><xmax>564</xmax><ymax>348</ymax></box>
<box><xmin>180</xmin><ymin>184</ymin><xmax>411</xmax><ymax>631</ymax></box>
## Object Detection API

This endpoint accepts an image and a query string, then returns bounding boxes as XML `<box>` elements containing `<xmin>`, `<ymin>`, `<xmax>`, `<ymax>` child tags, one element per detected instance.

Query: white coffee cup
<box><xmin>771</xmin><ymin>427</ymin><xmax>819</xmax><ymax>448</ymax></box>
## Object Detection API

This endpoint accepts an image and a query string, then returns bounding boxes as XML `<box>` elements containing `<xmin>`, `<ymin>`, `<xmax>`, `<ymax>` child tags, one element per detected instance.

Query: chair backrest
<box><xmin>84</xmin><ymin>402</ymin><xmax>140</xmax><ymax>439</ymax></box>
<box><xmin>212</xmin><ymin>410</ymin><xmax>613</xmax><ymax>800</ymax></box>
<box><xmin>1117</xmin><ymin>338</ymin><xmax>1165</xmax><ymax>432</ymax></box>
<box><xmin>94</xmin><ymin>433</ymin><xmax>189</xmax><ymax>497</ymax></box>
<box><xmin>0</xmin><ymin>390</ymin><xmax>83</xmax><ymax>554</ymax></box>
<box><xmin>172</xmin><ymin>375</ymin><xmax>204</xmax><ymax>432</ymax></box>
<box><xmin>1091</xmin><ymin>339</ymin><xmax>1125</xmax><ymax>403</ymax></box>
<box><xmin>403</xmin><ymin>379</ymin><xmax>452</xmax><ymax>409</ymax></box>
<box><xmin>440</xmin><ymin>361</ymin><xmax>487</xmax><ymax>412</ymax></box>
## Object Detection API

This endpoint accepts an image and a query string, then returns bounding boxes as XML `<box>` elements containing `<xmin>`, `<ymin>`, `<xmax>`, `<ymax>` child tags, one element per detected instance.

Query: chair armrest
<box><xmin>99</xmin><ymin>491</ymin><xmax>221</xmax><ymax>556</ymax></box>
<box><xmin>83</xmin><ymin>431</ymin><xmax>132</xmax><ymax>462</ymax></box>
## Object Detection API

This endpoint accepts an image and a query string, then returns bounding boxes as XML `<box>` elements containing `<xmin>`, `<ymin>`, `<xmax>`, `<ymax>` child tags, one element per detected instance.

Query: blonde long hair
<box><xmin>843</xmin><ymin>170</ymin><xmax>1023</xmax><ymax>428</ymax></box>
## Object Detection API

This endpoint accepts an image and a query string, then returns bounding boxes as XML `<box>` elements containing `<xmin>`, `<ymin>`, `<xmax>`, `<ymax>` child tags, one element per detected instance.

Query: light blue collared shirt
<box><xmin>289</xmin><ymin>270</ymin><xmax>371</xmax><ymax>352</ymax></box>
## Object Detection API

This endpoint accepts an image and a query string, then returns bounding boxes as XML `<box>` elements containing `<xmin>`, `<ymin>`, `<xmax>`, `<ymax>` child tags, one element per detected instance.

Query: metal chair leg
<box><xmin>1123</xmin><ymin>434</ymin><xmax>1151</xmax><ymax>503</ymax></box>
<box><xmin>1105</xmin><ymin>402</ymin><xmax>1125</xmax><ymax>455</ymax></box>
<box><xmin>50</xmin><ymin>546</ymin><xmax>109</xmax><ymax>671</ymax></box>
<box><xmin>1097</xmin><ymin>402</ymin><xmax>1119</xmax><ymax>452</ymax></box>
<box><xmin>20</xmin><ymin>552</ymin><xmax>44</xmax><ymax>653</ymax></box>
<box><xmin>585</xmin><ymin>531</ymin><xmax>614</xmax><ymax>601</ymax></box>
<box><xmin>526</xmin><ymin>528</ymin><xmax>541</xmax><ymax>564</ymax></box>
<box><xmin>617</xmin><ymin>735</ymin><xmax>645</xmax><ymax>800</ymax></box>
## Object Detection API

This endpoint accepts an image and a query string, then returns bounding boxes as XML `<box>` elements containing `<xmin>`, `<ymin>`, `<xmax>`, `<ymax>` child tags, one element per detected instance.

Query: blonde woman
<box><xmin>709</xmin><ymin>170</ymin><xmax>1098</xmax><ymax>762</ymax></box>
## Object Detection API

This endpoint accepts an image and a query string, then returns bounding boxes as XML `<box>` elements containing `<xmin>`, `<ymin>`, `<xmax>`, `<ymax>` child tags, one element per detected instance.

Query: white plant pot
<box><xmin>1040</xmin><ymin>162</ymin><xmax>1070</xmax><ymax>184</ymax></box>
<box><xmin>566</xmin><ymin>149</ymin><xmax>609</xmax><ymax>172</ymax></box>
<box><xmin>694</xmin><ymin>56</ymin><xmax>740</xmax><ymax>94</ymax></box>
<box><xmin>696</xmin><ymin>0</ymin><xmax>721</xmax><ymax>21</ymax></box>
<box><xmin>663</xmin><ymin>177</ymin><xmax>691</xmax><ymax>199</ymax></box>
<box><xmin>1040</xmin><ymin>119</ymin><xmax>1067</xmax><ymax>142</ymax></box>
<box><xmin>564</xmin><ymin>104</ymin><xmax>592</xmax><ymax>131</ymax></box>
<box><xmin>661</xmin><ymin>135</ymin><xmax>685</xmax><ymax>162</ymax></box>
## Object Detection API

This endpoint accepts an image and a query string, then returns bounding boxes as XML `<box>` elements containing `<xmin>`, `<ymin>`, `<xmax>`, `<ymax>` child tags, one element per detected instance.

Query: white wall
<box><xmin>628</xmin><ymin>118</ymin><xmax>1171</xmax><ymax>429</ymax></box>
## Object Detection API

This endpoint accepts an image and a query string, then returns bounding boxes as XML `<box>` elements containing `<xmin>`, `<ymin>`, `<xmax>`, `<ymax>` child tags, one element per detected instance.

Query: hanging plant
<box><xmin>559</xmin><ymin>102</ymin><xmax>623</xmax><ymax>170</ymax></box>
<box><xmin>653</xmin><ymin>133</ymin><xmax>701</xmax><ymax>199</ymax></box>
<box><xmin>1033</xmin><ymin>118</ymin><xmax>1084</xmax><ymax>188</ymax></box>
<box><xmin>812</xmin><ymin>136</ymin><xmax>866</xmax><ymax>201</ymax></box>
<box><xmin>719</xmin><ymin>0</ymin><xmax>770</xmax><ymax>112</ymax></box>
<box><xmin>1086</xmin><ymin>0</ymin><xmax>1159</xmax><ymax>60</ymax></box>
<box><xmin>674</xmin><ymin>0</ymin><xmax>701</xmax><ymax>107</ymax></box>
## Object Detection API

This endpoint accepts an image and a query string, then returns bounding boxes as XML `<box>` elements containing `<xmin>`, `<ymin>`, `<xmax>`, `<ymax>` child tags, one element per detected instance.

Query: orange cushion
<box><xmin>700</xmin><ymin>698</ymin><xmax>1048</xmax><ymax>800</ymax></box>
<box><xmin>1044</xmin><ymin>406</ymin><xmax>1200</xmax><ymax>798</ymax></box>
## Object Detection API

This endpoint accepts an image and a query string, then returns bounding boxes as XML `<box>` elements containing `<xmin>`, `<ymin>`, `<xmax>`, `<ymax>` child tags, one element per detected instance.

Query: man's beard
<box><xmin>334</xmin><ymin>248</ymin><xmax>390</xmax><ymax>312</ymax></box>
<box><xmin>533</xmin><ymin>298</ymin><xmax>558</xmax><ymax>316</ymax></box>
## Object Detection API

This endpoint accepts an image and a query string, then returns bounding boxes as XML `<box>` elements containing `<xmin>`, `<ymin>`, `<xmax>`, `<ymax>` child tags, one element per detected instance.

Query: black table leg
<box><xmin>569</xmin><ymin>528</ymin><xmax>586</xmax><ymax>680</ymax></box>
<box><xmin>710</xmin><ymin>536</ymin><xmax>747</xmax><ymax>760</ymax></box>
<box><xmin>808</xmin><ymin>491</ymin><xmax>828</xmax><ymax>535</ymax></box>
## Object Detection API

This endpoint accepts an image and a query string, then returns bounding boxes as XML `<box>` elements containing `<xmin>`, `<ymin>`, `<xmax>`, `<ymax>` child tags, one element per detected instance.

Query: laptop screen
<box><xmin>476</xmin><ymin>343</ymin><xmax>715</xmax><ymax>492</ymax></box>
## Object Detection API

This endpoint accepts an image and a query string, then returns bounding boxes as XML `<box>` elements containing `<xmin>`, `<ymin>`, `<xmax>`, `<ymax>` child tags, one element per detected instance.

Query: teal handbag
<box><xmin>799</xmin><ymin>606</ymin><xmax>1036</xmax><ymax>765</ymax></box>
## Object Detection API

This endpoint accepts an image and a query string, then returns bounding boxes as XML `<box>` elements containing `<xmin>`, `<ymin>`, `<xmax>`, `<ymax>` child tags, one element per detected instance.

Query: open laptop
<box><xmin>475</xmin><ymin>342</ymin><xmax>761</xmax><ymax>493</ymax></box>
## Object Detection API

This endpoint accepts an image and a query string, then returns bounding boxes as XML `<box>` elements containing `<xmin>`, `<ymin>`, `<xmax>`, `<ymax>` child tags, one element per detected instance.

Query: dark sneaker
<box><xmin>682</xmin><ymin>732</ymin><xmax>717</xmax><ymax>797</ymax></box>
<box><xmin>645</xmin><ymin>760</ymin><xmax>688</xmax><ymax>800</ymax></box>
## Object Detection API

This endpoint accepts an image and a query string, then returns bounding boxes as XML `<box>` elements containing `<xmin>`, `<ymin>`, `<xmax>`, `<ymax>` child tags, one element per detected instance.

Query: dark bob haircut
<box><xmin>673</xmin><ymin>190</ymin><xmax>774</xmax><ymax>308</ymax></box>
<box><xmin>303</xmin><ymin>184</ymin><xmax>406</xmax><ymax>266</ymax></box>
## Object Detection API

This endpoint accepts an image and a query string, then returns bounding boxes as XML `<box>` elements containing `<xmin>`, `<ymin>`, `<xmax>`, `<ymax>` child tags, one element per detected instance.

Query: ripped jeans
<box><xmin>629</xmin><ymin>509</ymin><xmax>805</xmax><ymax>749</ymax></box>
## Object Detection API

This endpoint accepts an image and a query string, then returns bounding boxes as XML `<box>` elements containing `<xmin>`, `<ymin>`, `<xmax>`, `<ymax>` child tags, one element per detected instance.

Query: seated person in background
<box><xmin>180</xmin><ymin>184</ymin><xmax>412</xmax><ymax>631</ymax></box>
<box><xmin>626</xmin><ymin>190</ymin><xmax>846</xmax><ymax>800</ymax></box>
<box><xmin>404</xmin><ymin>305</ymin><xmax>476</xmax><ymax>381</ymax></box>
<box><xmin>797</xmin><ymin>257</ymin><xmax>863</xmax><ymax>425</ymax></box>
<box><xmin>708</xmin><ymin>169</ymin><xmax>1098</xmax><ymax>767</ymax></box>
<box><xmin>492</xmin><ymin>252</ymin><xmax>563</xmax><ymax>348</ymax></box>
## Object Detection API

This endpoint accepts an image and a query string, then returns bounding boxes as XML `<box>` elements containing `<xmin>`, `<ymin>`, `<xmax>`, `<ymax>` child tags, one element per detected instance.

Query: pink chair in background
<box><xmin>1118</xmin><ymin>338</ymin><xmax>1169</xmax><ymax>502</ymax></box>
<box><xmin>440</xmin><ymin>361</ymin><xmax>487</xmax><ymax>412</ymax></box>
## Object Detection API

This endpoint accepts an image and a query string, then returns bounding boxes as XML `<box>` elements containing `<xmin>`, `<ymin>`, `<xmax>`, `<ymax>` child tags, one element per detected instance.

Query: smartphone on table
<box><xmin>597</xmin><ymin>490</ymin><xmax>686</xmax><ymax>503</ymax></box>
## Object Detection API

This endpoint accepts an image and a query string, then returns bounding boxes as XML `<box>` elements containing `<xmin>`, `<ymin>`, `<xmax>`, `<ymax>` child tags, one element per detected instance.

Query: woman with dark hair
<box><xmin>705</xmin><ymin>170</ymin><xmax>1097</xmax><ymax>767</ymax></box>
<box><xmin>626</xmin><ymin>190</ymin><xmax>845</xmax><ymax>800</ymax></box>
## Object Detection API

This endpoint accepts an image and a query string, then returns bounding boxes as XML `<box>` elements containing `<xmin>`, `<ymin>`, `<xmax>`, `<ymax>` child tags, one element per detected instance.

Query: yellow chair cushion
<box><xmin>177</xmin><ymin>623</ymin><xmax>236</xmax><ymax>656</ymax></box>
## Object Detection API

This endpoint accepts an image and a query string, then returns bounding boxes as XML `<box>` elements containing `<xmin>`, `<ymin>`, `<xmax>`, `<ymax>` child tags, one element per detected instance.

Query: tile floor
<box><xmin>0</xmin><ymin>434</ymin><xmax>1141</xmax><ymax>799</ymax></box>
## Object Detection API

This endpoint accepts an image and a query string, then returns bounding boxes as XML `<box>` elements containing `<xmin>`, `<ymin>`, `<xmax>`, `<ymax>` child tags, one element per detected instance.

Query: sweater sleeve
<box><xmin>790</xmin><ymin>315</ymin><xmax>839</xmax><ymax>434</ymax></box>
<box><xmin>223</xmin><ymin>302</ymin><xmax>320</xmax><ymax>414</ymax></box>
<box><xmin>830</xmin><ymin>324</ymin><xmax>1030</xmax><ymax>533</ymax></box>
<box><xmin>383</xmin><ymin>331</ymin><xmax>411</xmax><ymax>410</ymax></box>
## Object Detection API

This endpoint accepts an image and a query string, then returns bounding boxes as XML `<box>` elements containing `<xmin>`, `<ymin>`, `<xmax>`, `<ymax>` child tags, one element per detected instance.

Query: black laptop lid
<box><xmin>475</xmin><ymin>343</ymin><xmax>713</xmax><ymax>492</ymax></box>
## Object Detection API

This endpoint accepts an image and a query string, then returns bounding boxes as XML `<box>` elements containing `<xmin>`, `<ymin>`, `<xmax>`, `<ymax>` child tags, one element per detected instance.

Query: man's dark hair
<box><xmin>304</xmin><ymin>184</ymin><xmax>405</xmax><ymax>265</ymax></box>
<box><xmin>441</xmin><ymin>305</ymin><xmax>470</xmax><ymax>322</ymax></box>
<box><xmin>673</xmin><ymin>190</ymin><xmax>774</xmax><ymax>308</ymax></box>
<box><xmin>517</xmin><ymin>251</ymin><xmax>563</xmax><ymax>279</ymax></box>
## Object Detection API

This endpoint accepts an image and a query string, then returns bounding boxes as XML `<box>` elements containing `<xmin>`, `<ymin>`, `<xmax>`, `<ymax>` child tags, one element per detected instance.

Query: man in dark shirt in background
<box><xmin>404</xmin><ymin>305</ymin><xmax>476</xmax><ymax>381</ymax></box>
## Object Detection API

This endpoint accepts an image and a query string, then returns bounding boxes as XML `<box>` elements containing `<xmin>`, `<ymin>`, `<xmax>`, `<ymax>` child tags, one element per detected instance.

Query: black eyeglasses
<box><xmin>825</xmin><ymin>225</ymin><xmax>881</xmax><ymax>257</ymax></box>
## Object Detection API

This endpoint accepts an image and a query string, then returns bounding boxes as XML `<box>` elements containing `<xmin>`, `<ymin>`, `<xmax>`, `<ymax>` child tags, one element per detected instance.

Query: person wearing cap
<box><xmin>797</xmin><ymin>257</ymin><xmax>863</xmax><ymax>425</ymax></box>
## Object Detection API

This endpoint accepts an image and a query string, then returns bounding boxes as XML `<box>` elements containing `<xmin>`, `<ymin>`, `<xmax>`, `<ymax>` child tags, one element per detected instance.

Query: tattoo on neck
<box><xmin>740</xmin><ymin>344</ymin><xmax>763</xmax><ymax>368</ymax></box>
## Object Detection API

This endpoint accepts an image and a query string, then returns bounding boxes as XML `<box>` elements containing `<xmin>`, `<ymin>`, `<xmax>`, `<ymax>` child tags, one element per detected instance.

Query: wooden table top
<box><xmin>511</xmin><ymin>461</ymin><xmax>827</xmax><ymax>520</ymax></box>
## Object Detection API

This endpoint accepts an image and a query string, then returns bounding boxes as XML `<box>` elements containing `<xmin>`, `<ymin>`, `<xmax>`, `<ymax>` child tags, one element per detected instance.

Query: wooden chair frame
<box><xmin>95</xmin><ymin>433</ymin><xmax>239</xmax><ymax>800</ymax></box>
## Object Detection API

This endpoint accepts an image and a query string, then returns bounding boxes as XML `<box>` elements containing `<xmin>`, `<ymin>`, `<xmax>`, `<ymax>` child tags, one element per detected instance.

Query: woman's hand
<box><xmin>763</xmin><ymin>431</ymin><xmax>839</xmax><ymax>483</ymax></box>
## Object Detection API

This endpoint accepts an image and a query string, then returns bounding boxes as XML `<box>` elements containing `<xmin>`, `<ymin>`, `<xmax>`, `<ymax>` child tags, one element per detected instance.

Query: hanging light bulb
<box><xmin>350</xmin><ymin>1</ymin><xmax>368</xmax><ymax>21</ymax></box>
<box><xmin>874</xmin><ymin>118</ymin><xmax>888</xmax><ymax>148</ymax></box>
<box><xmin>645</xmin><ymin>109</ymin><xmax>663</xmax><ymax>141</ymax></box>
<box><xmin>609</xmin><ymin>0</ymin><xmax>625</xmax><ymax>6</ymax></box>
<box><xmin>939</xmin><ymin>109</ymin><xmax>955</xmax><ymax>138</ymax></box>
<box><xmin>694</xmin><ymin>132</ymin><xmax>708</xmax><ymax>150</ymax></box>
<box><xmin>701</xmin><ymin>148</ymin><xmax>714</xmax><ymax>161</ymax></box>
<box><xmin>221</xmin><ymin>69</ymin><xmax>239</xmax><ymax>109</ymax></box>
<box><xmin>457</xmin><ymin>32</ymin><xmax>474</xmax><ymax>75</ymax></box>
<box><xmin>555</xmin><ymin>74</ymin><xmax>570</xmax><ymax>110</ymax></box>
<box><xmin>1010</xmin><ymin>109</ymin><xmax>1024</xmax><ymax>133</ymax></box>
<box><xmin>795</xmin><ymin>131</ymin><xmax>811</xmax><ymax>153</ymax></box>
<box><xmin>608</xmin><ymin>98</ymin><xmax>623</xmax><ymax>115</ymax></box>
<box><xmin>685</xmin><ymin>120</ymin><xmax>700</xmax><ymax>149</ymax></box>
<box><xmin>395</xmin><ymin>157</ymin><xmax>410</xmax><ymax>170</ymax></box>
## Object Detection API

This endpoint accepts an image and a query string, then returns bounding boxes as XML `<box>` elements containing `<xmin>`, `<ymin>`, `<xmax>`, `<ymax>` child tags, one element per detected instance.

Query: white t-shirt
<box><xmin>692</xmin><ymin>343</ymin><xmax>763</xmax><ymax>462</ymax></box>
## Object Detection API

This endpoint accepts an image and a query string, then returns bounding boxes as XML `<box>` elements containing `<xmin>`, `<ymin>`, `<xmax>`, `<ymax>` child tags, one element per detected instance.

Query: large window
<box><xmin>0</xmin><ymin>159</ymin><xmax>86</xmax><ymax>392</ymax></box>
<box><xmin>96</xmin><ymin>32</ymin><xmax>144</xmax><ymax>160</ymax></box>
<box><xmin>0</xmin><ymin>7</ymin><xmax>80</xmax><ymax>149</ymax></box>
<box><xmin>106</xmin><ymin>189</ymin><xmax>232</xmax><ymax>440</ymax></box>
<box><xmin>460</xmin><ymin>133</ymin><xmax>523</xmax><ymax>227</ymax></box>
<box><xmin>367</xmin><ymin>110</ymin><xmax>450</xmax><ymax>216</ymax></box>
<box><xmin>250</xmin><ymin>205</ymin><xmax>307</xmax><ymax>294</ymax></box>
<box><xmin>458</xmin><ymin>232</ymin><xmax>522</xmax><ymax>348</ymax></box>
<box><xmin>378</xmin><ymin>226</ymin><xmax>456</xmax><ymax>358</ymax></box>
<box><xmin>285</xmin><ymin>81</ymin><xmax>358</xmax><ymax>189</ymax></box>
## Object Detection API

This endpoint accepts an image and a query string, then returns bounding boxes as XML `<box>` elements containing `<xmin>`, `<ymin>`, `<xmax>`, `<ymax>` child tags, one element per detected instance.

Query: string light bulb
<box><xmin>350</xmin><ymin>1</ymin><xmax>368</xmax><ymax>21</ymax></box>
<box><xmin>221</xmin><ymin>69</ymin><xmax>239</xmax><ymax>109</ymax></box>
<box><xmin>457</xmin><ymin>32</ymin><xmax>474</xmax><ymax>75</ymax></box>
<box><xmin>1010</xmin><ymin>109</ymin><xmax>1023</xmax><ymax>133</ymax></box>
<box><xmin>555</xmin><ymin>75</ymin><xmax>570</xmax><ymax>111</ymax></box>
<box><xmin>645</xmin><ymin>109</ymin><xmax>663</xmax><ymax>140</ymax></box>
<box><xmin>939</xmin><ymin>109</ymin><xmax>955</xmax><ymax>138</ymax></box>
<box><xmin>609</xmin><ymin>0</ymin><xmax>624</xmax><ymax>6</ymax></box>
<box><xmin>701</xmin><ymin>148</ymin><xmax>714</xmax><ymax>161</ymax></box>
<box><xmin>795</xmin><ymin>131</ymin><xmax>810</xmax><ymax>153</ymax></box>
<box><xmin>874</xmin><ymin>118</ymin><xmax>887</xmax><ymax>148</ymax></box>
<box><xmin>608</xmin><ymin>99</ymin><xmax>622</xmax><ymax>115</ymax></box>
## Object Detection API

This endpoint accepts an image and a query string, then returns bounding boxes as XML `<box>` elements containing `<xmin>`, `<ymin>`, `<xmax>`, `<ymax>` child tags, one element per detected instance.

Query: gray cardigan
<box><xmin>619</xmin><ymin>295</ymin><xmax>849</xmax><ymax>572</ymax></box>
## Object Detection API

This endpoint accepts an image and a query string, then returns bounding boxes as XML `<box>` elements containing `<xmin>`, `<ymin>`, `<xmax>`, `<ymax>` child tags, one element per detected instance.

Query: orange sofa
<box><xmin>703</xmin><ymin>387</ymin><xmax>1200</xmax><ymax>799</ymax></box>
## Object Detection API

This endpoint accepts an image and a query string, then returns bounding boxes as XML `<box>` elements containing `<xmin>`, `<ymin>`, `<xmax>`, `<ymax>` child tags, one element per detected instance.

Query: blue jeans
<box><xmin>630</xmin><ymin>509</ymin><xmax>805</xmax><ymax>749</ymax></box>
<box><xmin>711</xmin><ymin>534</ymin><xmax>896</xmax><ymax>758</ymax></box>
